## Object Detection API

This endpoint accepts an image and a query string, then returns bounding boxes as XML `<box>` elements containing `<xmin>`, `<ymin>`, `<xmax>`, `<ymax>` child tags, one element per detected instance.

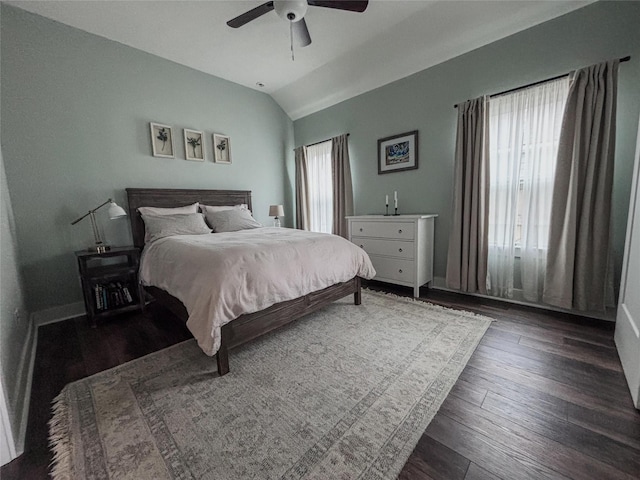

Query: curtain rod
<box><xmin>453</xmin><ymin>55</ymin><xmax>631</xmax><ymax>108</ymax></box>
<box><xmin>300</xmin><ymin>133</ymin><xmax>350</xmax><ymax>149</ymax></box>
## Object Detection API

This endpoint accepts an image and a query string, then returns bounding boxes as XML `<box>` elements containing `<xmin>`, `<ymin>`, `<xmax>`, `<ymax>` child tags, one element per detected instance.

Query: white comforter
<box><xmin>139</xmin><ymin>227</ymin><xmax>376</xmax><ymax>355</ymax></box>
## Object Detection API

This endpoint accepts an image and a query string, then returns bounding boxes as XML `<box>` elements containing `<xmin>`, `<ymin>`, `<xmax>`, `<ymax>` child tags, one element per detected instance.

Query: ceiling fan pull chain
<box><xmin>290</xmin><ymin>21</ymin><xmax>295</xmax><ymax>61</ymax></box>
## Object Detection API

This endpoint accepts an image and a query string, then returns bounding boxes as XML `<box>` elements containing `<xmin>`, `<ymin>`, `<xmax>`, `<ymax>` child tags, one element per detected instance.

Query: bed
<box><xmin>126</xmin><ymin>188</ymin><xmax>374</xmax><ymax>376</ymax></box>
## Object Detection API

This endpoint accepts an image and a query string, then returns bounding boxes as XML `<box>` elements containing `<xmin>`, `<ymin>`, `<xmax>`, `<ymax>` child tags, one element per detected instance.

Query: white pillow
<box><xmin>204</xmin><ymin>208</ymin><xmax>262</xmax><ymax>233</ymax></box>
<box><xmin>138</xmin><ymin>202</ymin><xmax>199</xmax><ymax>216</ymax></box>
<box><xmin>141</xmin><ymin>213</ymin><xmax>211</xmax><ymax>243</ymax></box>
<box><xmin>200</xmin><ymin>204</ymin><xmax>249</xmax><ymax>214</ymax></box>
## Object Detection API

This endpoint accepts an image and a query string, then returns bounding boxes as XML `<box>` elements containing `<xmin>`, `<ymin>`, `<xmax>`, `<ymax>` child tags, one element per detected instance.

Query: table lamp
<box><xmin>269</xmin><ymin>205</ymin><xmax>284</xmax><ymax>227</ymax></box>
<box><xmin>71</xmin><ymin>198</ymin><xmax>127</xmax><ymax>253</ymax></box>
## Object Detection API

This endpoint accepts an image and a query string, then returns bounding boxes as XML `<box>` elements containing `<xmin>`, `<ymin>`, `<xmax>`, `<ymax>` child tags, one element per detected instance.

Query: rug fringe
<box><xmin>48</xmin><ymin>387</ymin><xmax>73</xmax><ymax>480</ymax></box>
<box><xmin>363</xmin><ymin>288</ymin><xmax>496</xmax><ymax>321</ymax></box>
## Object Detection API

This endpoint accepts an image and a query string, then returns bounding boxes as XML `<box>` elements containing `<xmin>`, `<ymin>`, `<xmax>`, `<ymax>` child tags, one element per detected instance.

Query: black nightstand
<box><xmin>75</xmin><ymin>246</ymin><xmax>145</xmax><ymax>327</ymax></box>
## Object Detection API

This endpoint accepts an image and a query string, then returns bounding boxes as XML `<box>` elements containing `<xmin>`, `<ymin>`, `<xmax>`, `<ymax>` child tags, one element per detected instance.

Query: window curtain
<box><xmin>446</xmin><ymin>97</ymin><xmax>489</xmax><ymax>293</ymax></box>
<box><xmin>306</xmin><ymin>140</ymin><xmax>333</xmax><ymax>234</ymax></box>
<box><xmin>331</xmin><ymin>134</ymin><xmax>354</xmax><ymax>238</ymax></box>
<box><xmin>294</xmin><ymin>146</ymin><xmax>310</xmax><ymax>230</ymax></box>
<box><xmin>543</xmin><ymin>60</ymin><xmax>620</xmax><ymax>311</ymax></box>
<box><xmin>487</xmin><ymin>77</ymin><xmax>569</xmax><ymax>301</ymax></box>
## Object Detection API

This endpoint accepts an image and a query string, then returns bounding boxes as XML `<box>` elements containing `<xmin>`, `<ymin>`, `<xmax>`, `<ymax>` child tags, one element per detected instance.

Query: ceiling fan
<box><xmin>227</xmin><ymin>0</ymin><xmax>369</xmax><ymax>57</ymax></box>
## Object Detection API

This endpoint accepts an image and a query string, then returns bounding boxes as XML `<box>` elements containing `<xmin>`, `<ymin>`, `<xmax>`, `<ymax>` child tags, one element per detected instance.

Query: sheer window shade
<box><xmin>306</xmin><ymin>140</ymin><xmax>333</xmax><ymax>234</ymax></box>
<box><xmin>487</xmin><ymin>76</ymin><xmax>569</xmax><ymax>301</ymax></box>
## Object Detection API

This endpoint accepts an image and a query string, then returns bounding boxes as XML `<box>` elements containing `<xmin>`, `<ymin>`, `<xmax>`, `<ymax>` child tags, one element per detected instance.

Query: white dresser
<box><xmin>347</xmin><ymin>214</ymin><xmax>437</xmax><ymax>297</ymax></box>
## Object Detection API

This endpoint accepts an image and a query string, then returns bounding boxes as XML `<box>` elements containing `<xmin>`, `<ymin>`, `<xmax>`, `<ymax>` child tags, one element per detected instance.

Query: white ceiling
<box><xmin>9</xmin><ymin>0</ymin><xmax>593</xmax><ymax>120</ymax></box>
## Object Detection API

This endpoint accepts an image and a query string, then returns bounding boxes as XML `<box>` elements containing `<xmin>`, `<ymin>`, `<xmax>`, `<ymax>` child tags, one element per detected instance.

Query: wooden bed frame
<box><xmin>126</xmin><ymin>188</ymin><xmax>362</xmax><ymax>376</ymax></box>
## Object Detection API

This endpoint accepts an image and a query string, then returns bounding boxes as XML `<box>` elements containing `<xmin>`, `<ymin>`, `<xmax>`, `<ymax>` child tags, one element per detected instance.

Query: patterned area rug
<box><xmin>49</xmin><ymin>290</ymin><xmax>491</xmax><ymax>479</ymax></box>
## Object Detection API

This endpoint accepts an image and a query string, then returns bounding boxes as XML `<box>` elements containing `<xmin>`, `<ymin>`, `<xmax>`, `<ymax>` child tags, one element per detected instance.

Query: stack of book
<box><xmin>93</xmin><ymin>281</ymin><xmax>135</xmax><ymax>311</ymax></box>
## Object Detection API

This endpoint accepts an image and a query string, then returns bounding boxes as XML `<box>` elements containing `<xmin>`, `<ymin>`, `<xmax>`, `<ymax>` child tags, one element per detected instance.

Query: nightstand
<box><xmin>75</xmin><ymin>246</ymin><xmax>145</xmax><ymax>327</ymax></box>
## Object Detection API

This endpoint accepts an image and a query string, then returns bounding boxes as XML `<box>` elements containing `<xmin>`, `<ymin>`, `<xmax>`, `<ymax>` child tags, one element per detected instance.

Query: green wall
<box><xmin>293</xmin><ymin>0</ymin><xmax>640</xmax><ymax>295</ymax></box>
<box><xmin>1</xmin><ymin>5</ymin><xmax>294</xmax><ymax>312</ymax></box>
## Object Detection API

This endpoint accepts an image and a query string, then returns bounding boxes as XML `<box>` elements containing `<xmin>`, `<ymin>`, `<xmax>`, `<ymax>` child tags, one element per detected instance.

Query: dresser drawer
<box><xmin>352</xmin><ymin>237</ymin><xmax>414</xmax><ymax>260</ymax></box>
<box><xmin>350</xmin><ymin>221</ymin><xmax>414</xmax><ymax>240</ymax></box>
<box><xmin>370</xmin><ymin>256</ymin><xmax>415</xmax><ymax>283</ymax></box>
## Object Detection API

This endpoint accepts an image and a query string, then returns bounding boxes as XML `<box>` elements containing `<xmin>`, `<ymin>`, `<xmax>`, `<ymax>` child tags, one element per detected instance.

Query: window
<box><xmin>305</xmin><ymin>140</ymin><xmax>333</xmax><ymax>234</ymax></box>
<box><xmin>487</xmin><ymin>77</ymin><xmax>569</xmax><ymax>300</ymax></box>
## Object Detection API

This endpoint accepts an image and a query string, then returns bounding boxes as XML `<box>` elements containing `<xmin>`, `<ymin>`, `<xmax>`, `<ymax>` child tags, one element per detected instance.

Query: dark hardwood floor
<box><xmin>1</xmin><ymin>303</ymin><xmax>193</xmax><ymax>480</ymax></box>
<box><xmin>2</xmin><ymin>283</ymin><xmax>639</xmax><ymax>479</ymax></box>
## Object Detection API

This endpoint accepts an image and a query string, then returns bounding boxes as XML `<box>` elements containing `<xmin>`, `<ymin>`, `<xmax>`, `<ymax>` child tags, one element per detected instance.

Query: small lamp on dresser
<box><xmin>269</xmin><ymin>204</ymin><xmax>284</xmax><ymax>227</ymax></box>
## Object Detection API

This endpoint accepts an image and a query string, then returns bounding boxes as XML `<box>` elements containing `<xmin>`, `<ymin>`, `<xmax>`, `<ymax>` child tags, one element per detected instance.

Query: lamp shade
<box><xmin>269</xmin><ymin>205</ymin><xmax>284</xmax><ymax>217</ymax></box>
<box><xmin>108</xmin><ymin>201</ymin><xmax>127</xmax><ymax>219</ymax></box>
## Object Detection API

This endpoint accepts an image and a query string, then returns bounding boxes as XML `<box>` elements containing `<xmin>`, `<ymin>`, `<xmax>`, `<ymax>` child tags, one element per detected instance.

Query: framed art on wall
<box><xmin>183</xmin><ymin>129</ymin><xmax>204</xmax><ymax>161</ymax></box>
<box><xmin>150</xmin><ymin>122</ymin><xmax>175</xmax><ymax>158</ymax></box>
<box><xmin>378</xmin><ymin>130</ymin><xmax>418</xmax><ymax>174</ymax></box>
<box><xmin>213</xmin><ymin>133</ymin><xmax>231</xmax><ymax>164</ymax></box>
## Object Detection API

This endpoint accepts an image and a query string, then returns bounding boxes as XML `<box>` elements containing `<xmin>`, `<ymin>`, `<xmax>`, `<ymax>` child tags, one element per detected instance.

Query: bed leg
<box><xmin>217</xmin><ymin>344</ymin><xmax>230</xmax><ymax>376</ymax></box>
<box><xmin>354</xmin><ymin>277</ymin><xmax>362</xmax><ymax>305</ymax></box>
<box><xmin>217</xmin><ymin>326</ymin><xmax>230</xmax><ymax>376</ymax></box>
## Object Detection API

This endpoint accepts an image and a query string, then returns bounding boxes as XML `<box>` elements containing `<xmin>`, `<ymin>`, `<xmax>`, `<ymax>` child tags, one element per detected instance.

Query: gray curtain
<box><xmin>543</xmin><ymin>60</ymin><xmax>620</xmax><ymax>311</ymax></box>
<box><xmin>294</xmin><ymin>146</ymin><xmax>310</xmax><ymax>230</ymax></box>
<box><xmin>446</xmin><ymin>97</ymin><xmax>489</xmax><ymax>293</ymax></box>
<box><xmin>331</xmin><ymin>134</ymin><xmax>354</xmax><ymax>238</ymax></box>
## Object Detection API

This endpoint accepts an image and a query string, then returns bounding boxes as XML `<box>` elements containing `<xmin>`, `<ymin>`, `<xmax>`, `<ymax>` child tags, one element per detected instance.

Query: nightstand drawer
<box><xmin>350</xmin><ymin>221</ymin><xmax>414</xmax><ymax>240</ymax></box>
<box><xmin>352</xmin><ymin>237</ymin><xmax>414</xmax><ymax>259</ymax></box>
<box><xmin>370</xmin><ymin>256</ymin><xmax>415</xmax><ymax>283</ymax></box>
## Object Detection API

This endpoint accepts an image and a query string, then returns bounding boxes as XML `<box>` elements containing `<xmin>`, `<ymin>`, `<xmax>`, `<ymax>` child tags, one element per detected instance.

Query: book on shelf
<box><xmin>93</xmin><ymin>281</ymin><xmax>136</xmax><ymax>311</ymax></box>
<box><xmin>94</xmin><ymin>284</ymin><xmax>102</xmax><ymax>310</ymax></box>
<box><xmin>119</xmin><ymin>282</ymin><xmax>133</xmax><ymax>303</ymax></box>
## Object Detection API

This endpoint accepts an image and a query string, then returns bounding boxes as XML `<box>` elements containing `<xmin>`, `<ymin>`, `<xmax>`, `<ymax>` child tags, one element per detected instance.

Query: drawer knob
<box><xmin>359</xmin><ymin>228</ymin><xmax>363</xmax><ymax>232</ymax></box>
<box><xmin>399</xmin><ymin>248</ymin><xmax>403</xmax><ymax>253</ymax></box>
<box><xmin>398</xmin><ymin>229</ymin><xmax>403</xmax><ymax>234</ymax></box>
<box><xmin>399</xmin><ymin>269</ymin><xmax>403</xmax><ymax>273</ymax></box>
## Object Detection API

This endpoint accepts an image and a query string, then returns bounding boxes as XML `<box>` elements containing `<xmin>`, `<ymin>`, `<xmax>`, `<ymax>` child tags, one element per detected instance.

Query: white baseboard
<box><xmin>10</xmin><ymin>320</ymin><xmax>36</xmax><ymax>457</ymax></box>
<box><xmin>431</xmin><ymin>276</ymin><xmax>616</xmax><ymax>322</ymax></box>
<box><xmin>8</xmin><ymin>302</ymin><xmax>85</xmax><ymax>458</ymax></box>
<box><xmin>31</xmin><ymin>301</ymin><xmax>85</xmax><ymax>327</ymax></box>
<box><xmin>0</xmin><ymin>377</ymin><xmax>17</xmax><ymax>466</ymax></box>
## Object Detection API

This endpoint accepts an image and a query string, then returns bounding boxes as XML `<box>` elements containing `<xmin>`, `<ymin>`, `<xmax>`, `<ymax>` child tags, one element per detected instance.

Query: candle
<box><xmin>394</xmin><ymin>191</ymin><xmax>398</xmax><ymax>208</ymax></box>
<box><xmin>385</xmin><ymin>195</ymin><xmax>389</xmax><ymax>206</ymax></box>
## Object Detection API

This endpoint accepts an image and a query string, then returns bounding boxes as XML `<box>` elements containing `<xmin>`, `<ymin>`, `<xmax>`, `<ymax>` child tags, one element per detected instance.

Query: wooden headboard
<box><xmin>126</xmin><ymin>188</ymin><xmax>253</xmax><ymax>248</ymax></box>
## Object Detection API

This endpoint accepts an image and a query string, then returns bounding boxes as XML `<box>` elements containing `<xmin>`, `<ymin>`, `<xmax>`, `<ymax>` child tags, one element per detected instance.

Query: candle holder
<box><xmin>385</xmin><ymin>204</ymin><xmax>390</xmax><ymax>216</ymax></box>
<box><xmin>394</xmin><ymin>207</ymin><xmax>399</xmax><ymax>216</ymax></box>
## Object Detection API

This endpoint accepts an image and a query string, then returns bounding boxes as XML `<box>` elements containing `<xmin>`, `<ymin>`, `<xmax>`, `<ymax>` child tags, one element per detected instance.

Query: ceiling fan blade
<box><xmin>227</xmin><ymin>1</ymin><xmax>275</xmax><ymax>28</ymax></box>
<box><xmin>292</xmin><ymin>18</ymin><xmax>312</xmax><ymax>47</ymax></box>
<box><xmin>306</xmin><ymin>0</ymin><xmax>368</xmax><ymax>13</ymax></box>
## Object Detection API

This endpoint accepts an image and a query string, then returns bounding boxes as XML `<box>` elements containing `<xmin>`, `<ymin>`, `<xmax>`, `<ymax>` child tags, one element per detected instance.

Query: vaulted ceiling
<box><xmin>9</xmin><ymin>1</ymin><xmax>593</xmax><ymax>119</ymax></box>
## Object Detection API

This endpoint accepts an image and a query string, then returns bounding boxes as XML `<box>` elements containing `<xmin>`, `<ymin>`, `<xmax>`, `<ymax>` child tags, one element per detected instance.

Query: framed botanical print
<box><xmin>213</xmin><ymin>133</ymin><xmax>231</xmax><ymax>164</ymax></box>
<box><xmin>183</xmin><ymin>129</ymin><xmax>204</xmax><ymax>161</ymax></box>
<box><xmin>378</xmin><ymin>130</ymin><xmax>418</xmax><ymax>174</ymax></box>
<box><xmin>150</xmin><ymin>122</ymin><xmax>175</xmax><ymax>158</ymax></box>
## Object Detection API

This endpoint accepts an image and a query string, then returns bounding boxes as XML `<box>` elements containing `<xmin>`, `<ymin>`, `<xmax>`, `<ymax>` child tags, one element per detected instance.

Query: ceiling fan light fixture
<box><xmin>274</xmin><ymin>0</ymin><xmax>308</xmax><ymax>22</ymax></box>
<box><xmin>226</xmin><ymin>0</ymin><xmax>368</xmax><ymax>58</ymax></box>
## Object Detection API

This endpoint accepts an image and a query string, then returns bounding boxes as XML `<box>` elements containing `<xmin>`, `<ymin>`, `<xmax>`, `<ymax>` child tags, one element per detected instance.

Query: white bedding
<box><xmin>139</xmin><ymin>227</ymin><xmax>376</xmax><ymax>355</ymax></box>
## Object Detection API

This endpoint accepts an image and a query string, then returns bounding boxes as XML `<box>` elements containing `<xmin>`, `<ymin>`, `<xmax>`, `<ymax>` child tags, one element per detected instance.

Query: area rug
<box><xmin>49</xmin><ymin>290</ymin><xmax>491</xmax><ymax>479</ymax></box>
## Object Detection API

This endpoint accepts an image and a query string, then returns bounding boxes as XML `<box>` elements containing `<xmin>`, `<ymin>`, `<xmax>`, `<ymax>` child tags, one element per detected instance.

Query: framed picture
<box><xmin>213</xmin><ymin>133</ymin><xmax>231</xmax><ymax>164</ymax></box>
<box><xmin>183</xmin><ymin>129</ymin><xmax>204</xmax><ymax>161</ymax></box>
<box><xmin>378</xmin><ymin>130</ymin><xmax>418</xmax><ymax>174</ymax></box>
<box><xmin>150</xmin><ymin>122</ymin><xmax>175</xmax><ymax>158</ymax></box>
